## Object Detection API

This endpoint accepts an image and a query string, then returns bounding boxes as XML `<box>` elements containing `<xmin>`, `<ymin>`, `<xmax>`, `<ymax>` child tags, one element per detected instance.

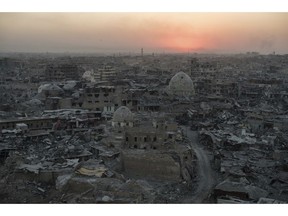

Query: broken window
<box><xmin>126</xmin><ymin>137</ymin><xmax>129</xmax><ymax>141</ymax></box>
<box><xmin>134</xmin><ymin>137</ymin><xmax>137</xmax><ymax>142</ymax></box>
<box><xmin>144</xmin><ymin>137</ymin><xmax>147</xmax><ymax>142</ymax></box>
<box><xmin>153</xmin><ymin>137</ymin><xmax>157</xmax><ymax>142</ymax></box>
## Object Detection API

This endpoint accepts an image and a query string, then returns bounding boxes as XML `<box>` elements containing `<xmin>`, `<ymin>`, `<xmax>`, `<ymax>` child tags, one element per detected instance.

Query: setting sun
<box><xmin>159</xmin><ymin>35</ymin><xmax>208</xmax><ymax>52</ymax></box>
<box><xmin>0</xmin><ymin>13</ymin><xmax>287</xmax><ymax>54</ymax></box>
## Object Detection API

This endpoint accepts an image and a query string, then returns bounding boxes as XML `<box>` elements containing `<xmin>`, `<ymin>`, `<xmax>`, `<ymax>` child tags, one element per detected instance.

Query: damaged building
<box><xmin>1</xmin><ymin>52</ymin><xmax>288</xmax><ymax>204</ymax></box>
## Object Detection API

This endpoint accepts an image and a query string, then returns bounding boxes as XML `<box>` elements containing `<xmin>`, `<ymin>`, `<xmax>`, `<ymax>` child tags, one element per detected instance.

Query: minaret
<box><xmin>141</xmin><ymin>48</ymin><xmax>143</xmax><ymax>57</ymax></box>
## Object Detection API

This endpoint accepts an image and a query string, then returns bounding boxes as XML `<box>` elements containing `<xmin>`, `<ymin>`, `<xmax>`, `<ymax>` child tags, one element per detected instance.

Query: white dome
<box><xmin>112</xmin><ymin>106</ymin><xmax>134</xmax><ymax>122</ymax></box>
<box><xmin>168</xmin><ymin>72</ymin><xmax>195</xmax><ymax>96</ymax></box>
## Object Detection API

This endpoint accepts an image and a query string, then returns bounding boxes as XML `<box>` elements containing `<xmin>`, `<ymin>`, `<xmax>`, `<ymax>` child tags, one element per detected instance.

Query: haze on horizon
<box><xmin>0</xmin><ymin>13</ymin><xmax>288</xmax><ymax>54</ymax></box>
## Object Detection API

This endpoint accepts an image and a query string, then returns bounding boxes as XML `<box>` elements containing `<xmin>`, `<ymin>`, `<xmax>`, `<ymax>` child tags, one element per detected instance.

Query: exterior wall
<box><xmin>122</xmin><ymin>99</ymin><xmax>138</xmax><ymax>111</ymax></box>
<box><xmin>45</xmin><ymin>65</ymin><xmax>64</xmax><ymax>81</ymax></box>
<box><xmin>112</xmin><ymin>121</ymin><xmax>133</xmax><ymax>128</ymax></box>
<box><xmin>82</xmin><ymin>86</ymin><xmax>123</xmax><ymax>111</ymax></box>
<box><xmin>94</xmin><ymin>66</ymin><xmax>117</xmax><ymax>82</ymax></box>
<box><xmin>45</xmin><ymin>64</ymin><xmax>80</xmax><ymax>81</ymax></box>
<box><xmin>124</xmin><ymin>130</ymin><xmax>176</xmax><ymax>150</ymax></box>
<box><xmin>137</xmin><ymin>105</ymin><xmax>160</xmax><ymax>112</ymax></box>
<box><xmin>103</xmin><ymin>105</ymin><xmax>115</xmax><ymax>113</ymax></box>
<box><xmin>121</xmin><ymin>150</ymin><xmax>181</xmax><ymax>181</ymax></box>
<box><xmin>0</xmin><ymin>118</ymin><xmax>56</xmax><ymax>131</ymax></box>
<box><xmin>152</xmin><ymin>121</ymin><xmax>178</xmax><ymax>131</ymax></box>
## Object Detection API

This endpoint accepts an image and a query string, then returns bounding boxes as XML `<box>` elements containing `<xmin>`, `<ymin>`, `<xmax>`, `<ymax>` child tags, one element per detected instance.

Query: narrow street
<box><xmin>182</xmin><ymin>126</ymin><xmax>215</xmax><ymax>203</ymax></box>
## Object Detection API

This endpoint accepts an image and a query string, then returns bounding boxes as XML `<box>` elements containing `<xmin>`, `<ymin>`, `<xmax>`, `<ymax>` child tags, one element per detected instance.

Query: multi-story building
<box><xmin>45</xmin><ymin>64</ymin><xmax>82</xmax><ymax>81</ymax></box>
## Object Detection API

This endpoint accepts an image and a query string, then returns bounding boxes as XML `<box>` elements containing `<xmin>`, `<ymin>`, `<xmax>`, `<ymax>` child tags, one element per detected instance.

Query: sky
<box><xmin>0</xmin><ymin>13</ymin><xmax>288</xmax><ymax>54</ymax></box>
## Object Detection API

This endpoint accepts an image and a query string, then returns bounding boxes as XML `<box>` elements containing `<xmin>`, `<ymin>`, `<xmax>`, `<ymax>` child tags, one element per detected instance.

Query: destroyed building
<box><xmin>1</xmin><ymin>52</ymin><xmax>288</xmax><ymax>204</ymax></box>
<box><xmin>45</xmin><ymin>63</ymin><xmax>83</xmax><ymax>81</ymax></box>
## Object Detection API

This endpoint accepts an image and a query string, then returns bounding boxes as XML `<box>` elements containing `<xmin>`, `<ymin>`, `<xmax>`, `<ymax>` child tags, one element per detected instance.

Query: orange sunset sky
<box><xmin>0</xmin><ymin>13</ymin><xmax>288</xmax><ymax>54</ymax></box>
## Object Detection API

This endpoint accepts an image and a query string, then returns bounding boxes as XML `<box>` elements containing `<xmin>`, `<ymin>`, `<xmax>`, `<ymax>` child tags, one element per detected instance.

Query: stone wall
<box><xmin>121</xmin><ymin>150</ymin><xmax>181</xmax><ymax>181</ymax></box>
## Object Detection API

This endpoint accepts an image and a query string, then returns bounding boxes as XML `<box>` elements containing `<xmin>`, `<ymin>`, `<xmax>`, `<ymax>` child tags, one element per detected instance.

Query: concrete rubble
<box><xmin>1</xmin><ymin>52</ymin><xmax>288</xmax><ymax>203</ymax></box>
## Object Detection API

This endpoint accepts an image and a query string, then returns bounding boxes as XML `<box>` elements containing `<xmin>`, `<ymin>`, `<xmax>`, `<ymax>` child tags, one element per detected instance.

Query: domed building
<box><xmin>168</xmin><ymin>72</ymin><xmax>195</xmax><ymax>97</ymax></box>
<box><xmin>112</xmin><ymin>106</ymin><xmax>134</xmax><ymax>127</ymax></box>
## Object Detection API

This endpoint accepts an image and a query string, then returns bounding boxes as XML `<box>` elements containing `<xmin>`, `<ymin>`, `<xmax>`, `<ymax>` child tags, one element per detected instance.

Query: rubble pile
<box><xmin>1</xmin><ymin>52</ymin><xmax>288</xmax><ymax>203</ymax></box>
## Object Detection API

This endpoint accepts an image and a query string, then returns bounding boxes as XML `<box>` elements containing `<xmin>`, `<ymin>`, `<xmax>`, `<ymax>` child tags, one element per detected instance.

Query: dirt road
<box><xmin>182</xmin><ymin>126</ymin><xmax>214</xmax><ymax>203</ymax></box>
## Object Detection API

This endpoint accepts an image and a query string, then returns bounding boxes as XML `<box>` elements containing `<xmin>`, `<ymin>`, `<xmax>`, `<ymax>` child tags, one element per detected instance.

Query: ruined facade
<box><xmin>45</xmin><ymin>64</ymin><xmax>82</xmax><ymax>81</ymax></box>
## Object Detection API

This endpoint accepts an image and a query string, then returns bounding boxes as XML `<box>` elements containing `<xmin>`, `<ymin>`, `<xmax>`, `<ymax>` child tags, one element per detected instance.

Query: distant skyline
<box><xmin>0</xmin><ymin>13</ymin><xmax>288</xmax><ymax>54</ymax></box>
